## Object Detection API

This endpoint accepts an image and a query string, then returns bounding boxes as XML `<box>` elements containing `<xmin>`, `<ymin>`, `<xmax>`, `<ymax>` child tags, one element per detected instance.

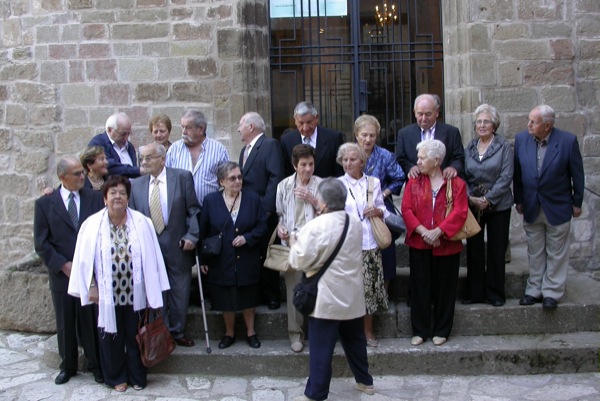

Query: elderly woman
<box><xmin>149</xmin><ymin>114</ymin><xmax>172</xmax><ymax>151</ymax></box>
<box><xmin>199</xmin><ymin>161</ymin><xmax>268</xmax><ymax>350</ymax></box>
<box><xmin>337</xmin><ymin>142</ymin><xmax>388</xmax><ymax>348</ymax></box>
<box><xmin>401</xmin><ymin>139</ymin><xmax>467</xmax><ymax>346</ymax></box>
<box><xmin>80</xmin><ymin>146</ymin><xmax>109</xmax><ymax>191</ymax></box>
<box><xmin>463</xmin><ymin>104</ymin><xmax>514</xmax><ymax>306</ymax></box>
<box><xmin>68</xmin><ymin>175</ymin><xmax>170</xmax><ymax>392</ymax></box>
<box><xmin>354</xmin><ymin>114</ymin><xmax>405</xmax><ymax>291</ymax></box>
<box><xmin>276</xmin><ymin>144</ymin><xmax>322</xmax><ymax>353</ymax></box>
<box><xmin>289</xmin><ymin>178</ymin><xmax>374</xmax><ymax>401</ymax></box>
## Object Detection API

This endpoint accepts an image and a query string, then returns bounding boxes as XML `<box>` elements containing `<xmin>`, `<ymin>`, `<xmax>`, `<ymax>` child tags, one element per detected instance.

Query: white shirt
<box><xmin>148</xmin><ymin>168</ymin><xmax>168</xmax><ymax>225</ymax></box>
<box><xmin>245</xmin><ymin>133</ymin><xmax>264</xmax><ymax>158</ymax></box>
<box><xmin>301</xmin><ymin>127</ymin><xmax>318</xmax><ymax>148</ymax></box>
<box><xmin>60</xmin><ymin>185</ymin><xmax>80</xmax><ymax>217</ymax></box>
<box><xmin>108</xmin><ymin>136</ymin><xmax>134</xmax><ymax>166</ymax></box>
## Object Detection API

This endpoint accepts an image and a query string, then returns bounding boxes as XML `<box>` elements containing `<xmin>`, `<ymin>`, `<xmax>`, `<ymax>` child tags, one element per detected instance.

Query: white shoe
<box><xmin>432</xmin><ymin>336</ymin><xmax>447</xmax><ymax>346</ymax></box>
<box><xmin>411</xmin><ymin>336</ymin><xmax>424</xmax><ymax>346</ymax></box>
<box><xmin>294</xmin><ymin>395</ymin><xmax>317</xmax><ymax>401</ymax></box>
<box><xmin>355</xmin><ymin>382</ymin><xmax>375</xmax><ymax>395</ymax></box>
<box><xmin>291</xmin><ymin>341</ymin><xmax>304</xmax><ymax>353</ymax></box>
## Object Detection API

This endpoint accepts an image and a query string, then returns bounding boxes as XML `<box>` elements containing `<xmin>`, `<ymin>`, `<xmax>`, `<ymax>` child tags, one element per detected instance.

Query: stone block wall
<box><xmin>0</xmin><ymin>0</ymin><xmax>269</xmax><ymax>265</ymax></box>
<box><xmin>443</xmin><ymin>0</ymin><xmax>600</xmax><ymax>270</ymax></box>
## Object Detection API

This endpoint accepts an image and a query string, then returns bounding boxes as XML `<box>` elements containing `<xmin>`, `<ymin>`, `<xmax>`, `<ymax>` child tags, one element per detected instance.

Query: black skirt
<box><xmin>209</xmin><ymin>282</ymin><xmax>260</xmax><ymax>311</ymax></box>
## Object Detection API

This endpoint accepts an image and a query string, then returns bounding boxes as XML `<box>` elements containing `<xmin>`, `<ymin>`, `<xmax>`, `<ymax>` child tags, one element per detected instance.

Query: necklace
<box><xmin>223</xmin><ymin>191</ymin><xmax>240</xmax><ymax>213</ymax></box>
<box><xmin>477</xmin><ymin>135</ymin><xmax>494</xmax><ymax>157</ymax></box>
<box><xmin>88</xmin><ymin>175</ymin><xmax>104</xmax><ymax>191</ymax></box>
<box><xmin>345</xmin><ymin>176</ymin><xmax>368</xmax><ymax>221</ymax></box>
<box><xmin>109</xmin><ymin>213</ymin><xmax>127</xmax><ymax>228</ymax></box>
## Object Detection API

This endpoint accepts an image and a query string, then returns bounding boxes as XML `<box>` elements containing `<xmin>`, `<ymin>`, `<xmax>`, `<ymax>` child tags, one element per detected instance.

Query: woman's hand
<box><xmin>421</xmin><ymin>227</ymin><xmax>442</xmax><ymax>245</ymax></box>
<box><xmin>294</xmin><ymin>187</ymin><xmax>318</xmax><ymax>208</ymax></box>
<box><xmin>469</xmin><ymin>196</ymin><xmax>488</xmax><ymax>211</ymax></box>
<box><xmin>89</xmin><ymin>286</ymin><xmax>99</xmax><ymax>304</ymax></box>
<box><xmin>363</xmin><ymin>206</ymin><xmax>383</xmax><ymax>219</ymax></box>
<box><xmin>277</xmin><ymin>224</ymin><xmax>289</xmax><ymax>240</ymax></box>
<box><xmin>200</xmin><ymin>265</ymin><xmax>209</xmax><ymax>274</ymax></box>
<box><xmin>232</xmin><ymin>235</ymin><xmax>247</xmax><ymax>247</ymax></box>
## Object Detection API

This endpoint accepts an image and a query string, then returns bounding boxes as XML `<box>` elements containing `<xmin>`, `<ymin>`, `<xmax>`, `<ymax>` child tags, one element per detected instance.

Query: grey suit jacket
<box><xmin>129</xmin><ymin>167</ymin><xmax>201</xmax><ymax>270</ymax></box>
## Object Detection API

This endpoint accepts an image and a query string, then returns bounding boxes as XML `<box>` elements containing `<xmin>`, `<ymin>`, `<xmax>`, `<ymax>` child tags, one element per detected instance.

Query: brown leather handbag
<box><xmin>135</xmin><ymin>308</ymin><xmax>176</xmax><ymax>368</ymax></box>
<box><xmin>445</xmin><ymin>179</ymin><xmax>481</xmax><ymax>241</ymax></box>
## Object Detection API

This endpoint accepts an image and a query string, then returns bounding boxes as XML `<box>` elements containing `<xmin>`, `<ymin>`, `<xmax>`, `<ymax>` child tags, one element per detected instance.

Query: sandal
<box><xmin>114</xmin><ymin>383</ymin><xmax>127</xmax><ymax>392</ymax></box>
<box><xmin>133</xmin><ymin>385</ymin><xmax>145</xmax><ymax>391</ymax></box>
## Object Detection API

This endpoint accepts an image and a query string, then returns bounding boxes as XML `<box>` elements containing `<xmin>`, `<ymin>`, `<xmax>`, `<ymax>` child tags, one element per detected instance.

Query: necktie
<box><xmin>67</xmin><ymin>192</ymin><xmax>78</xmax><ymax>227</ymax></box>
<box><xmin>242</xmin><ymin>144</ymin><xmax>251</xmax><ymax>167</ymax></box>
<box><xmin>150</xmin><ymin>178</ymin><xmax>165</xmax><ymax>234</ymax></box>
<box><xmin>422</xmin><ymin>129</ymin><xmax>432</xmax><ymax>141</ymax></box>
<box><xmin>303</xmin><ymin>136</ymin><xmax>311</xmax><ymax>147</ymax></box>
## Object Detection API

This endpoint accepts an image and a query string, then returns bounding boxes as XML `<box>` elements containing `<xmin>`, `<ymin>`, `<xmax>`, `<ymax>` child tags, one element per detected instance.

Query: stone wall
<box><xmin>0</xmin><ymin>0</ymin><xmax>269</xmax><ymax>266</ymax></box>
<box><xmin>443</xmin><ymin>0</ymin><xmax>600</xmax><ymax>270</ymax></box>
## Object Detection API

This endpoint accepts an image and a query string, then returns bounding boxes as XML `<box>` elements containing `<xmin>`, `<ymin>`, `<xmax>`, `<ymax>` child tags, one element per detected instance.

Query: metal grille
<box><xmin>269</xmin><ymin>0</ymin><xmax>443</xmax><ymax>152</ymax></box>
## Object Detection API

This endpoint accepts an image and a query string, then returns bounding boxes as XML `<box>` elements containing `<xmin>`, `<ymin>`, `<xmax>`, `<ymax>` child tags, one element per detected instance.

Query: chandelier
<box><xmin>375</xmin><ymin>2</ymin><xmax>398</xmax><ymax>26</ymax></box>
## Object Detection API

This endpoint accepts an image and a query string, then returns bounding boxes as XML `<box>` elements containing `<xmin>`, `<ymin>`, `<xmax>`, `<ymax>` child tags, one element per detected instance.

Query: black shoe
<box><xmin>267</xmin><ymin>300</ymin><xmax>280</xmax><ymax>310</ymax></box>
<box><xmin>519</xmin><ymin>295</ymin><xmax>542</xmax><ymax>306</ymax></box>
<box><xmin>542</xmin><ymin>297</ymin><xmax>558</xmax><ymax>309</ymax></box>
<box><xmin>55</xmin><ymin>371</ymin><xmax>74</xmax><ymax>385</ymax></box>
<box><xmin>490</xmin><ymin>299</ymin><xmax>505</xmax><ymax>307</ymax></box>
<box><xmin>218</xmin><ymin>335</ymin><xmax>235</xmax><ymax>349</ymax></box>
<box><xmin>174</xmin><ymin>336</ymin><xmax>195</xmax><ymax>347</ymax></box>
<box><xmin>461</xmin><ymin>299</ymin><xmax>472</xmax><ymax>305</ymax></box>
<box><xmin>247</xmin><ymin>334</ymin><xmax>261</xmax><ymax>348</ymax></box>
<box><xmin>92</xmin><ymin>371</ymin><xmax>104</xmax><ymax>384</ymax></box>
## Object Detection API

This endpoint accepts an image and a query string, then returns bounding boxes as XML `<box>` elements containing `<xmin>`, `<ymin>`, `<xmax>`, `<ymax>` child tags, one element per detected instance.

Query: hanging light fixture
<box><xmin>374</xmin><ymin>2</ymin><xmax>398</xmax><ymax>26</ymax></box>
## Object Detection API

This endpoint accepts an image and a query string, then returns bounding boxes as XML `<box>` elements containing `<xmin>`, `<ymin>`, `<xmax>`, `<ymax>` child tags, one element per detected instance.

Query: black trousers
<box><xmin>98</xmin><ymin>305</ymin><xmax>146</xmax><ymax>387</ymax></box>
<box><xmin>51</xmin><ymin>291</ymin><xmax>101</xmax><ymax>375</ymax></box>
<box><xmin>465</xmin><ymin>209</ymin><xmax>511</xmax><ymax>302</ymax></box>
<box><xmin>409</xmin><ymin>248</ymin><xmax>460</xmax><ymax>339</ymax></box>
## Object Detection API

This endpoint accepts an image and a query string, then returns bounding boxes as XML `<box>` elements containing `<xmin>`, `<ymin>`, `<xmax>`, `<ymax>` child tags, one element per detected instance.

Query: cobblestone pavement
<box><xmin>1</xmin><ymin>330</ymin><xmax>599</xmax><ymax>401</ymax></box>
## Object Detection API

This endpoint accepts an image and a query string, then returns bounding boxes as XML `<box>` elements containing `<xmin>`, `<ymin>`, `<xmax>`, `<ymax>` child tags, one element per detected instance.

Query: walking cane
<box><xmin>195</xmin><ymin>254</ymin><xmax>212</xmax><ymax>354</ymax></box>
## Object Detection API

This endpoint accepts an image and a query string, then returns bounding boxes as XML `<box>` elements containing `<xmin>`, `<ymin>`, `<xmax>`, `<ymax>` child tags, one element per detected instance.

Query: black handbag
<box><xmin>292</xmin><ymin>214</ymin><xmax>349</xmax><ymax>315</ymax></box>
<box><xmin>200</xmin><ymin>193</ymin><xmax>238</xmax><ymax>258</ymax></box>
<box><xmin>385</xmin><ymin>204</ymin><xmax>406</xmax><ymax>234</ymax></box>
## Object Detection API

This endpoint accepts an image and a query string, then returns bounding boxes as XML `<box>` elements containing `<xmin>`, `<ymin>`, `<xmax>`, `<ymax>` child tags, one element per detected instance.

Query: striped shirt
<box><xmin>165</xmin><ymin>138</ymin><xmax>230</xmax><ymax>206</ymax></box>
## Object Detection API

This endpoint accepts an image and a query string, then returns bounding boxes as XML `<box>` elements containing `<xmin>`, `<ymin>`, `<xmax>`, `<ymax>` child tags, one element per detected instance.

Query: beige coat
<box><xmin>289</xmin><ymin>211</ymin><xmax>366</xmax><ymax>320</ymax></box>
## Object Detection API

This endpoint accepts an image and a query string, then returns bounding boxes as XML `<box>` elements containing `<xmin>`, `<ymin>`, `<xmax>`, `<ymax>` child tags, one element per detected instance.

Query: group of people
<box><xmin>33</xmin><ymin>95</ymin><xmax>584</xmax><ymax>400</ymax></box>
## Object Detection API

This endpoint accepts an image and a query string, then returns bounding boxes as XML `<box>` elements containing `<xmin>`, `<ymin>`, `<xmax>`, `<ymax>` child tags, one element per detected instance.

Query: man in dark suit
<box><xmin>396</xmin><ymin>94</ymin><xmax>465</xmax><ymax>179</ymax></box>
<box><xmin>88</xmin><ymin>112</ymin><xmax>140</xmax><ymax>178</ymax></box>
<box><xmin>280</xmin><ymin>101</ymin><xmax>344</xmax><ymax>178</ymax></box>
<box><xmin>238</xmin><ymin>111</ymin><xmax>285</xmax><ymax>309</ymax></box>
<box><xmin>33</xmin><ymin>157</ymin><xmax>104</xmax><ymax>385</ymax></box>
<box><xmin>129</xmin><ymin>143</ymin><xmax>201</xmax><ymax>346</ymax></box>
<box><xmin>514</xmin><ymin>105</ymin><xmax>584</xmax><ymax>309</ymax></box>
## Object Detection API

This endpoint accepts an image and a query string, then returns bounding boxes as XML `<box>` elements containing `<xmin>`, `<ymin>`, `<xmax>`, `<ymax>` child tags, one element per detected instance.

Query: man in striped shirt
<box><xmin>166</xmin><ymin>110</ymin><xmax>229</xmax><ymax>206</ymax></box>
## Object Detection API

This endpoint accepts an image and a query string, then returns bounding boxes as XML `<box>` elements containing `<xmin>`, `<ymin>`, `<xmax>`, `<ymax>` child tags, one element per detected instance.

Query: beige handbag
<box><xmin>263</xmin><ymin>228</ymin><xmax>291</xmax><ymax>272</ymax></box>
<box><xmin>367</xmin><ymin>176</ymin><xmax>392</xmax><ymax>249</ymax></box>
<box><xmin>445</xmin><ymin>179</ymin><xmax>481</xmax><ymax>241</ymax></box>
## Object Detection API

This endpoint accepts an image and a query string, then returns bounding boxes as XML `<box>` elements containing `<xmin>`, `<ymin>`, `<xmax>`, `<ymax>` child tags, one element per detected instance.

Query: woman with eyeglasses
<box><xmin>199</xmin><ymin>161</ymin><xmax>268</xmax><ymax>350</ymax></box>
<box><xmin>463</xmin><ymin>104</ymin><xmax>514</xmax><ymax>307</ymax></box>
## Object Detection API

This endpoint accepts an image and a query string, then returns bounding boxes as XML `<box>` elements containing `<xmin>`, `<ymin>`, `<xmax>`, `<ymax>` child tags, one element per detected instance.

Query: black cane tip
<box><xmin>206</xmin><ymin>347</ymin><xmax>212</xmax><ymax>354</ymax></box>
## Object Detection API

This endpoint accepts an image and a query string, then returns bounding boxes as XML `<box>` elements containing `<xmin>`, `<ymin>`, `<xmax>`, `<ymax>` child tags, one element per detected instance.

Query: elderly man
<box><xmin>514</xmin><ymin>105</ymin><xmax>584</xmax><ymax>309</ymax></box>
<box><xmin>129</xmin><ymin>143</ymin><xmax>201</xmax><ymax>346</ymax></box>
<box><xmin>280</xmin><ymin>101</ymin><xmax>344</xmax><ymax>178</ymax></box>
<box><xmin>34</xmin><ymin>157</ymin><xmax>104</xmax><ymax>385</ymax></box>
<box><xmin>165</xmin><ymin>110</ymin><xmax>229</xmax><ymax>206</ymax></box>
<box><xmin>396</xmin><ymin>94</ymin><xmax>465</xmax><ymax>179</ymax></box>
<box><xmin>238</xmin><ymin>112</ymin><xmax>285</xmax><ymax>309</ymax></box>
<box><xmin>88</xmin><ymin>112</ymin><xmax>140</xmax><ymax>178</ymax></box>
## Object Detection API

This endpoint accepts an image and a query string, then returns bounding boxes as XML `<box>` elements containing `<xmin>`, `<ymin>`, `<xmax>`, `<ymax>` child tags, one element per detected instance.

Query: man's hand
<box><xmin>573</xmin><ymin>206</ymin><xmax>582</xmax><ymax>218</ymax></box>
<box><xmin>61</xmin><ymin>262</ymin><xmax>72</xmax><ymax>278</ymax></box>
<box><xmin>515</xmin><ymin>204</ymin><xmax>523</xmax><ymax>215</ymax></box>
<box><xmin>200</xmin><ymin>265</ymin><xmax>209</xmax><ymax>274</ymax></box>
<box><xmin>407</xmin><ymin>166</ymin><xmax>420</xmax><ymax>179</ymax></box>
<box><xmin>442</xmin><ymin>166</ymin><xmax>458</xmax><ymax>179</ymax></box>
<box><xmin>181</xmin><ymin>239</ymin><xmax>195</xmax><ymax>251</ymax></box>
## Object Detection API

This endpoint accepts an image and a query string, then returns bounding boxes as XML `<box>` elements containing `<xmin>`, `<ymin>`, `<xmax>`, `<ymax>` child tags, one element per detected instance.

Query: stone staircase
<box><xmin>43</xmin><ymin>244</ymin><xmax>600</xmax><ymax>377</ymax></box>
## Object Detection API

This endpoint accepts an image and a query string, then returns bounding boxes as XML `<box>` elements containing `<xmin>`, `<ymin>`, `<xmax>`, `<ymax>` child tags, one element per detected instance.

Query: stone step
<box><xmin>148</xmin><ymin>331</ymin><xmax>599</xmax><ymax>376</ymax></box>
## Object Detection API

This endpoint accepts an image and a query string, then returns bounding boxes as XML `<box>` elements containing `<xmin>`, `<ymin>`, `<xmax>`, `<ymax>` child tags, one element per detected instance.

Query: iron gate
<box><xmin>269</xmin><ymin>0</ymin><xmax>444</xmax><ymax>152</ymax></box>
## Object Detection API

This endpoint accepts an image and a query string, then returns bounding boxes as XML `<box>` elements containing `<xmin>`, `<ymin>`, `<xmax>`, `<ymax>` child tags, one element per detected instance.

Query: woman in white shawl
<box><xmin>68</xmin><ymin>175</ymin><xmax>169</xmax><ymax>393</ymax></box>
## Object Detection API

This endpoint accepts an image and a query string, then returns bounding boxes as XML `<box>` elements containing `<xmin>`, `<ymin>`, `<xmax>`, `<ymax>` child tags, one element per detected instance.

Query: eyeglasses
<box><xmin>140</xmin><ymin>155</ymin><xmax>162</xmax><ymax>162</ymax></box>
<box><xmin>71</xmin><ymin>170</ymin><xmax>85</xmax><ymax>176</ymax></box>
<box><xmin>475</xmin><ymin>119</ymin><xmax>493</xmax><ymax>126</ymax></box>
<box><xmin>115</xmin><ymin>131</ymin><xmax>131</xmax><ymax>136</ymax></box>
<box><xmin>226</xmin><ymin>175</ymin><xmax>243</xmax><ymax>182</ymax></box>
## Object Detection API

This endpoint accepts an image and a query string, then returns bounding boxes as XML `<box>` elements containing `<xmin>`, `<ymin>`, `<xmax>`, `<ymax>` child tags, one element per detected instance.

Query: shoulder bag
<box><xmin>445</xmin><ymin>179</ymin><xmax>481</xmax><ymax>241</ymax></box>
<box><xmin>292</xmin><ymin>213</ymin><xmax>349</xmax><ymax>315</ymax></box>
<box><xmin>367</xmin><ymin>176</ymin><xmax>392</xmax><ymax>248</ymax></box>
<box><xmin>264</xmin><ymin>228</ymin><xmax>290</xmax><ymax>272</ymax></box>
<box><xmin>385</xmin><ymin>204</ymin><xmax>406</xmax><ymax>234</ymax></box>
<box><xmin>135</xmin><ymin>308</ymin><xmax>176</xmax><ymax>368</ymax></box>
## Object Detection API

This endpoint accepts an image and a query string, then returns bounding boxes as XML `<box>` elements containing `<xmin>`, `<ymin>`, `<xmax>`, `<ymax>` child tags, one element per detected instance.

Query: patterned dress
<box><xmin>110</xmin><ymin>224</ymin><xmax>134</xmax><ymax>306</ymax></box>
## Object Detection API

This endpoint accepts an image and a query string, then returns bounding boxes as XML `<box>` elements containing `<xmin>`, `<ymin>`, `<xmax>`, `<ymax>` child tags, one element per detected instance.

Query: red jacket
<box><xmin>401</xmin><ymin>175</ymin><xmax>467</xmax><ymax>256</ymax></box>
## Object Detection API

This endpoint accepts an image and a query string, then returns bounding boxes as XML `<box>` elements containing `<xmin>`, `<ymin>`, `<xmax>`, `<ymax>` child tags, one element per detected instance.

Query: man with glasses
<box><xmin>514</xmin><ymin>105</ymin><xmax>584</xmax><ymax>309</ymax></box>
<box><xmin>34</xmin><ymin>157</ymin><xmax>104</xmax><ymax>385</ymax></box>
<box><xmin>130</xmin><ymin>143</ymin><xmax>201</xmax><ymax>346</ymax></box>
<box><xmin>396</xmin><ymin>94</ymin><xmax>465</xmax><ymax>179</ymax></box>
<box><xmin>88</xmin><ymin>112</ymin><xmax>140</xmax><ymax>178</ymax></box>
<box><xmin>165</xmin><ymin>109</ymin><xmax>229</xmax><ymax>206</ymax></box>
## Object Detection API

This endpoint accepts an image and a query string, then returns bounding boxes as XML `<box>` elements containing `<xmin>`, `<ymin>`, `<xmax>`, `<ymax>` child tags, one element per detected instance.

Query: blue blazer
<box><xmin>513</xmin><ymin>128</ymin><xmax>584</xmax><ymax>225</ymax></box>
<box><xmin>88</xmin><ymin>132</ymin><xmax>140</xmax><ymax>178</ymax></box>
